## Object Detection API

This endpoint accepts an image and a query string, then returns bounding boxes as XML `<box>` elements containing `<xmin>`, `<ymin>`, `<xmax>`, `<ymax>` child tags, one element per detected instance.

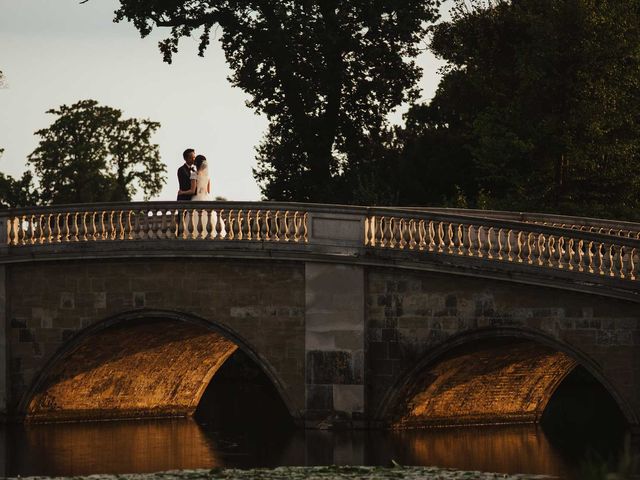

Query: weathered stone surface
<box><xmin>28</xmin><ymin>320</ymin><xmax>237</xmax><ymax>421</ymax></box>
<box><xmin>7</xmin><ymin>259</ymin><xmax>305</xmax><ymax>418</ymax></box>
<box><xmin>390</xmin><ymin>340</ymin><xmax>576</xmax><ymax>427</ymax></box>
<box><xmin>366</xmin><ymin>267</ymin><xmax>640</xmax><ymax>425</ymax></box>
<box><xmin>307</xmin><ymin>351</ymin><xmax>362</xmax><ymax>385</ymax></box>
<box><xmin>305</xmin><ymin>263</ymin><xmax>365</xmax><ymax>421</ymax></box>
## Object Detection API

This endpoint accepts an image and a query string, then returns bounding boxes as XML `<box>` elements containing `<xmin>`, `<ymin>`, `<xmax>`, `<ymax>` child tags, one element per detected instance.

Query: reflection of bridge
<box><xmin>0</xmin><ymin>202</ymin><xmax>639</xmax><ymax>429</ymax></box>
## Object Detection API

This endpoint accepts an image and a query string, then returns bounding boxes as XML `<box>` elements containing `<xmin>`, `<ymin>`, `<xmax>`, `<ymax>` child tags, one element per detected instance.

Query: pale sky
<box><xmin>0</xmin><ymin>0</ymin><xmax>446</xmax><ymax>201</ymax></box>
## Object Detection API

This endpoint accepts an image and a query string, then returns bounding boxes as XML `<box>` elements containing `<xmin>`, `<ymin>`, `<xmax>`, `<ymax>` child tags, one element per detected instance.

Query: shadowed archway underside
<box><xmin>27</xmin><ymin>319</ymin><xmax>238</xmax><ymax>421</ymax></box>
<box><xmin>390</xmin><ymin>340</ymin><xmax>578</xmax><ymax>428</ymax></box>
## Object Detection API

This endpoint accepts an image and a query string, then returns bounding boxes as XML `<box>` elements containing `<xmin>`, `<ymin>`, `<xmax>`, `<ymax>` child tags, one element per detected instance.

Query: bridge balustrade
<box><xmin>365</xmin><ymin>210</ymin><xmax>640</xmax><ymax>282</ymax></box>
<box><xmin>414</xmin><ymin>207</ymin><xmax>640</xmax><ymax>239</ymax></box>
<box><xmin>2</xmin><ymin>202</ymin><xmax>639</xmax><ymax>294</ymax></box>
<box><xmin>3</xmin><ymin>203</ymin><xmax>308</xmax><ymax>245</ymax></box>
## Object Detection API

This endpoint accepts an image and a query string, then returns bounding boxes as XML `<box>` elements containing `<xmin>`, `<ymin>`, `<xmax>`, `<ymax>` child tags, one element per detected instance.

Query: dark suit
<box><xmin>177</xmin><ymin>164</ymin><xmax>193</xmax><ymax>200</ymax></box>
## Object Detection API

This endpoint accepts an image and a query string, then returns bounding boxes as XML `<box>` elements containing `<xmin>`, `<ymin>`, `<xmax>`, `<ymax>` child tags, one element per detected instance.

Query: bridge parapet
<box><xmin>366</xmin><ymin>208</ymin><xmax>640</xmax><ymax>282</ymax></box>
<box><xmin>417</xmin><ymin>207</ymin><xmax>640</xmax><ymax>239</ymax></box>
<box><xmin>2</xmin><ymin>202</ymin><xmax>639</xmax><ymax>299</ymax></box>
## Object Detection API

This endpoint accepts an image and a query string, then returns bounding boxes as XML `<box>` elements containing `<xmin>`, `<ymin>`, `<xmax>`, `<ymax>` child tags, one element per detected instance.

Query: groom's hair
<box><xmin>182</xmin><ymin>148</ymin><xmax>195</xmax><ymax>160</ymax></box>
<box><xmin>195</xmin><ymin>155</ymin><xmax>207</xmax><ymax>170</ymax></box>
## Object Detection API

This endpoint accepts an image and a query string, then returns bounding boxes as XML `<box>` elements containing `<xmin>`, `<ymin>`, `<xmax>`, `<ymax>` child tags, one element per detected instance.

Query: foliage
<box><xmin>113</xmin><ymin>0</ymin><xmax>442</xmax><ymax>203</ymax></box>
<box><xmin>0</xmin><ymin>148</ymin><xmax>38</xmax><ymax>208</ymax></box>
<box><xmin>28</xmin><ymin>100</ymin><xmax>166</xmax><ymax>205</ymax></box>
<box><xmin>399</xmin><ymin>0</ymin><xmax>640</xmax><ymax>219</ymax></box>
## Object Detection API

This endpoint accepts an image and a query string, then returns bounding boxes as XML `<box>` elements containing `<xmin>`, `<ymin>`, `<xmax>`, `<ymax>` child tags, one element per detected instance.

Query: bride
<box><xmin>178</xmin><ymin>154</ymin><xmax>211</xmax><ymax>200</ymax></box>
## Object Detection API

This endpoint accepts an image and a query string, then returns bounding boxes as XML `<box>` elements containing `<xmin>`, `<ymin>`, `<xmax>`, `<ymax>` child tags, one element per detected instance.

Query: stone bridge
<box><xmin>0</xmin><ymin>202</ymin><xmax>639</xmax><ymax>431</ymax></box>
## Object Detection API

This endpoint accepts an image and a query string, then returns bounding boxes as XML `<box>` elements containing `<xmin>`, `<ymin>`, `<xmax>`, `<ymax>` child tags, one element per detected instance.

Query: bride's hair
<box><xmin>194</xmin><ymin>154</ymin><xmax>207</xmax><ymax>171</ymax></box>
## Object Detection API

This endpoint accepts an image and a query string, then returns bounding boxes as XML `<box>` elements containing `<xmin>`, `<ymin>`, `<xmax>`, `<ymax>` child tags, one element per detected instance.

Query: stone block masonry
<box><xmin>305</xmin><ymin>263</ymin><xmax>365</xmax><ymax>426</ymax></box>
<box><xmin>7</xmin><ymin>258</ymin><xmax>306</xmax><ymax>418</ymax></box>
<box><xmin>366</xmin><ymin>267</ymin><xmax>640</xmax><ymax>426</ymax></box>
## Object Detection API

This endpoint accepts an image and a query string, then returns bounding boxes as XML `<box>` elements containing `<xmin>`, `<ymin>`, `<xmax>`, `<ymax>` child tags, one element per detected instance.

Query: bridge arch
<box><xmin>378</xmin><ymin>326</ymin><xmax>636</xmax><ymax>428</ymax></box>
<box><xmin>19</xmin><ymin>309</ymin><xmax>299</xmax><ymax>423</ymax></box>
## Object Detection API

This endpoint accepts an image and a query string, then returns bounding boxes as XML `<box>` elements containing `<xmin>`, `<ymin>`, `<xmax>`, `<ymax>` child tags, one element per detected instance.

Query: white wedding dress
<box><xmin>184</xmin><ymin>164</ymin><xmax>211</xmax><ymax>237</ymax></box>
<box><xmin>191</xmin><ymin>165</ymin><xmax>210</xmax><ymax>201</ymax></box>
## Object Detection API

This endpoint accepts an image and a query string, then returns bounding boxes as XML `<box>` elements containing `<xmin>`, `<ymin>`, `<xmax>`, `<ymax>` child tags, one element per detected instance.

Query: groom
<box><xmin>177</xmin><ymin>148</ymin><xmax>196</xmax><ymax>201</ymax></box>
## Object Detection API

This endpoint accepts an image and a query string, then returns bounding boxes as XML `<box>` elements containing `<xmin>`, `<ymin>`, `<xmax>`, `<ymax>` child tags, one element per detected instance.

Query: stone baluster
<box><xmin>380</xmin><ymin>217</ymin><xmax>389</xmax><ymax>247</ymax></box>
<box><xmin>466</xmin><ymin>225</ymin><xmax>475</xmax><ymax>257</ymax></box>
<box><xmin>100</xmin><ymin>211</ymin><xmax>108</xmax><ymax>240</ymax></box>
<box><xmin>205</xmin><ymin>208</ymin><xmax>214</xmax><ymax>240</ymax></box>
<box><xmin>476</xmin><ymin>225</ymin><xmax>484</xmax><ymax>258</ymax></box>
<box><xmin>408</xmin><ymin>219</ymin><xmax>417</xmax><ymax>250</ymax></box>
<box><xmin>486</xmin><ymin>227</ymin><xmax>494</xmax><ymax>259</ymax></box>
<box><xmin>516</xmin><ymin>231</ymin><xmax>524</xmax><ymax>263</ymax></box>
<box><xmin>428</xmin><ymin>221</ymin><xmax>436</xmax><ymax>252</ymax></box>
<box><xmin>156</xmin><ymin>210</ymin><xmax>166</xmax><ymax>240</ymax></box>
<box><xmin>525</xmin><ymin>232</ymin><xmax>534</xmax><ymax>264</ymax></box>
<box><xmin>118</xmin><ymin>210</ymin><xmax>125</xmax><ymax>240</ymax></box>
<box><xmin>575</xmin><ymin>240</ymin><xmax>585</xmax><ymax>272</ymax></box>
<box><xmin>505</xmin><ymin>230</ymin><xmax>513</xmax><ymax>261</ymax></box>
<box><xmin>195</xmin><ymin>209</ymin><xmax>205</xmax><ymax>240</ymax></box>
<box><xmin>303</xmin><ymin>213</ymin><xmax>309</xmax><ymax>242</ymax></box>
<box><xmin>418</xmin><ymin>220</ymin><xmax>427</xmax><ymax>251</ymax></box>
<box><xmin>585</xmin><ymin>241</ymin><xmax>594</xmax><ymax>273</ymax></box>
<box><xmin>435</xmin><ymin>222</ymin><xmax>444</xmax><ymax>253</ymax></box>
<box><xmin>91</xmin><ymin>212</ymin><xmax>99</xmax><ymax>240</ymax></box>
<box><xmin>556</xmin><ymin>237</ymin><xmax>566</xmax><ymax>269</ymax></box>
<box><xmin>447</xmin><ymin>223</ymin><xmax>455</xmax><ymax>254</ymax></box>
<box><xmin>546</xmin><ymin>235</ymin><xmax>555</xmax><ymax>267</ymax></box>
<box><xmin>129</xmin><ymin>211</ymin><xmax>139</xmax><ymax>240</ymax></box>
<box><xmin>618</xmin><ymin>246</ymin><xmax>626</xmax><ymax>279</ymax></box>
<box><xmin>262</xmin><ymin>210</ymin><xmax>272</xmax><ymax>242</ymax></box>
<box><xmin>398</xmin><ymin>219</ymin><xmax>407</xmax><ymax>249</ymax></box>
<box><xmin>283</xmin><ymin>211</ymin><xmax>291</xmax><ymax>242</ymax></box>
<box><xmin>365</xmin><ymin>217</ymin><xmax>375</xmax><ymax>247</ymax></box>
<box><xmin>226</xmin><ymin>210</ymin><xmax>235</xmax><ymax>240</ymax></box>
<box><xmin>537</xmin><ymin>234</ymin><xmax>545</xmax><ymax>266</ymax></box>
<box><xmin>252</xmin><ymin>210</ymin><xmax>260</xmax><ymax>241</ymax></box>
<box><xmin>272</xmin><ymin>211</ymin><xmax>280</xmax><ymax>242</ymax></box>
<box><xmin>61</xmin><ymin>213</ymin><xmax>70</xmax><ymax>242</ymax></box>
<box><xmin>607</xmin><ymin>245</ymin><xmax>616</xmax><ymax>277</ymax></box>
<box><xmin>293</xmin><ymin>211</ymin><xmax>303</xmax><ymax>242</ymax></box>
<box><xmin>456</xmin><ymin>224</ymin><xmax>464</xmax><ymax>255</ymax></box>
<box><xmin>242</xmin><ymin>210</ymin><xmax>251</xmax><ymax>240</ymax></box>
<box><xmin>41</xmin><ymin>214</ymin><xmax>51</xmax><ymax>244</ymax></box>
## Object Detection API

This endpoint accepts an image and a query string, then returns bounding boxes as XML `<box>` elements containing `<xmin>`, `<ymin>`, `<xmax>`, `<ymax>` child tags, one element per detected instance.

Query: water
<box><xmin>0</xmin><ymin>418</ymin><xmax>624</xmax><ymax>479</ymax></box>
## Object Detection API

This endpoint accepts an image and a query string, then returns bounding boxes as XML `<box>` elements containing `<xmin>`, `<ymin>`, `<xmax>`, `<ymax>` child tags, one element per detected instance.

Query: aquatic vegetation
<box><xmin>10</xmin><ymin>465</ymin><xmax>554</xmax><ymax>480</ymax></box>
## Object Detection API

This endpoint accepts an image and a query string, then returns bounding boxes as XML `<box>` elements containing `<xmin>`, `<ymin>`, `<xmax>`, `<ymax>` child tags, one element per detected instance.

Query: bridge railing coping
<box><xmin>403</xmin><ymin>207</ymin><xmax>640</xmax><ymax>239</ymax></box>
<box><xmin>2</xmin><ymin>202</ymin><xmax>640</xmax><ymax>284</ymax></box>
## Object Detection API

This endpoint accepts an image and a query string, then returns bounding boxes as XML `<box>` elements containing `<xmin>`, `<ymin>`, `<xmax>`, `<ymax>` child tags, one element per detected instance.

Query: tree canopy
<box><xmin>113</xmin><ymin>0</ymin><xmax>442</xmax><ymax>202</ymax></box>
<box><xmin>27</xmin><ymin>100</ymin><xmax>166</xmax><ymax>205</ymax></box>
<box><xmin>398</xmin><ymin>0</ymin><xmax>640</xmax><ymax>219</ymax></box>
<box><xmin>0</xmin><ymin>148</ymin><xmax>38</xmax><ymax>208</ymax></box>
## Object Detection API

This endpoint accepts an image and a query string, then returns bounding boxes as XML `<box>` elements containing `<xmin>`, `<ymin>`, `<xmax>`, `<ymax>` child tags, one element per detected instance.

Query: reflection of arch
<box><xmin>378</xmin><ymin>327</ymin><xmax>635</xmax><ymax>427</ymax></box>
<box><xmin>20</xmin><ymin>309</ymin><xmax>298</xmax><ymax>422</ymax></box>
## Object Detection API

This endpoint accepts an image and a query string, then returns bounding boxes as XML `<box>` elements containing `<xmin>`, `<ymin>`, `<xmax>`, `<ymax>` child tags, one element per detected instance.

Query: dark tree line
<box><xmin>396</xmin><ymin>0</ymin><xmax>640</xmax><ymax>220</ymax></box>
<box><xmin>3</xmin><ymin>0</ymin><xmax>639</xmax><ymax>221</ymax></box>
<box><xmin>114</xmin><ymin>0</ymin><xmax>640</xmax><ymax>219</ymax></box>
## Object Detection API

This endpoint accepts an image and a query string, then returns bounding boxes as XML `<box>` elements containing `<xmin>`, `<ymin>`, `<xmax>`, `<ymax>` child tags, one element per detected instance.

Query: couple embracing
<box><xmin>177</xmin><ymin>148</ymin><xmax>211</xmax><ymax>201</ymax></box>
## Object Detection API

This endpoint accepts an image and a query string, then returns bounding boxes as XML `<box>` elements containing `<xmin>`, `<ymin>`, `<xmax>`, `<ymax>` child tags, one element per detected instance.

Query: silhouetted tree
<box><xmin>399</xmin><ymin>0</ymin><xmax>640</xmax><ymax>218</ymax></box>
<box><xmin>0</xmin><ymin>148</ymin><xmax>38</xmax><ymax>208</ymax></box>
<box><xmin>28</xmin><ymin>100</ymin><xmax>166</xmax><ymax>205</ymax></box>
<box><xmin>113</xmin><ymin>0</ymin><xmax>441</xmax><ymax>203</ymax></box>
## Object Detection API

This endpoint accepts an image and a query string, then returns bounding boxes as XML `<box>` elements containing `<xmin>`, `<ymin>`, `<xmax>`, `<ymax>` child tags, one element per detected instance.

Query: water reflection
<box><xmin>1</xmin><ymin>418</ymin><xmax>590</xmax><ymax>478</ymax></box>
